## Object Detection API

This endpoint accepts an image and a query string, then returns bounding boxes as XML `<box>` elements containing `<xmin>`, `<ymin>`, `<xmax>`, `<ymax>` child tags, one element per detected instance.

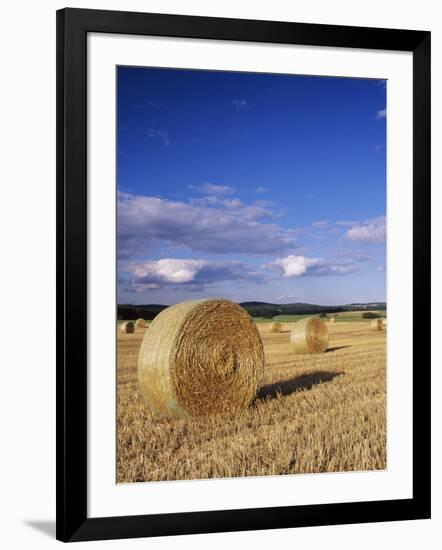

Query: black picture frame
<box><xmin>56</xmin><ymin>7</ymin><xmax>431</xmax><ymax>543</ymax></box>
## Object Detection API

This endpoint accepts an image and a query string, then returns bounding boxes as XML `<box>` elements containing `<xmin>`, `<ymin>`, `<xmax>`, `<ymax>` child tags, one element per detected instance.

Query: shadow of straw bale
<box><xmin>256</xmin><ymin>371</ymin><xmax>344</xmax><ymax>401</ymax></box>
<box><xmin>326</xmin><ymin>345</ymin><xmax>350</xmax><ymax>353</ymax></box>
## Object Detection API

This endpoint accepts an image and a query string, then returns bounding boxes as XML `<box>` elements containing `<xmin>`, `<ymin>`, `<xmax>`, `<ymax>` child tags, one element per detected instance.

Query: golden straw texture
<box><xmin>270</xmin><ymin>322</ymin><xmax>283</xmax><ymax>333</ymax></box>
<box><xmin>121</xmin><ymin>321</ymin><xmax>135</xmax><ymax>334</ymax></box>
<box><xmin>137</xmin><ymin>299</ymin><xmax>265</xmax><ymax>418</ymax></box>
<box><xmin>382</xmin><ymin>319</ymin><xmax>387</xmax><ymax>330</ymax></box>
<box><xmin>290</xmin><ymin>317</ymin><xmax>329</xmax><ymax>354</ymax></box>
<box><xmin>329</xmin><ymin>317</ymin><xmax>336</xmax><ymax>323</ymax></box>
<box><xmin>371</xmin><ymin>319</ymin><xmax>384</xmax><ymax>331</ymax></box>
<box><xmin>135</xmin><ymin>318</ymin><xmax>145</xmax><ymax>329</ymax></box>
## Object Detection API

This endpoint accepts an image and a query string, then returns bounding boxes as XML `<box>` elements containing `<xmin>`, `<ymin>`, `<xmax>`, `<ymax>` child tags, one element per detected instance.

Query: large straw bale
<box><xmin>290</xmin><ymin>316</ymin><xmax>329</xmax><ymax>354</ymax></box>
<box><xmin>138</xmin><ymin>299</ymin><xmax>264</xmax><ymax>418</ymax></box>
<box><xmin>120</xmin><ymin>321</ymin><xmax>135</xmax><ymax>334</ymax></box>
<box><xmin>270</xmin><ymin>322</ymin><xmax>283</xmax><ymax>333</ymax></box>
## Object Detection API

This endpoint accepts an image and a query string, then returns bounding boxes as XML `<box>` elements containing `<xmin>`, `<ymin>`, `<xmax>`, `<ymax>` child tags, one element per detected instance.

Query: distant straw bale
<box><xmin>135</xmin><ymin>318</ymin><xmax>145</xmax><ymax>329</ymax></box>
<box><xmin>120</xmin><ymin>321</ymin><xmax>135</xmax><ymax>334</ymax></box>
<box><xmin>381</xmin><ymin>318</ymin><xmax>387</xmax><ymax>330</ymax></box>
<box><xmin>329</xmin><ymin>317</ymin><xmax>336</xmax><ymax>323</ymax></box>
<box><xmin>371</xmin><ymin>319</ymin><xmax>384</xmax><ymax>331</ymax></box>
<box><xmin>290</xmin><ymin>317</ymin><xmax>329</xmax><ymax>354</ymax></box>
<box><xmin>138</xmin><ymin>299</ymin><xmax>264</xmax><ymax>418</ymax></box>
<box><xmin>270</xmin><ymin>322</ymin><xmax>283</xmax><ymax>333</ymax></box>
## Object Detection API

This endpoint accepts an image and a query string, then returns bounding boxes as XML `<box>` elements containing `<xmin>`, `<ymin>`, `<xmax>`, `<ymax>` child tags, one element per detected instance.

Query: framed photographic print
<box><xmin>56</xmin><ymin>8</ymin><xmax>431</xmax><ymax>542</ymax></box>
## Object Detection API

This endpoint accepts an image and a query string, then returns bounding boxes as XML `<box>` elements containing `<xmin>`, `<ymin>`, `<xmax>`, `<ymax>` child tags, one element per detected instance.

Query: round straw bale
<box><xmin>270</xmin><ymin>321</ymin><xmax>283</xmax><ymax>333</ymax></box>
<box><xmin>120</xmin><ymin>321</ymin><xmax>135</xmax><ymax>334</ymax></box>
<box><xmin>135</xmin><ymin>318</ymin><xmax>145</xmax><ymax>329</ymax></box>
<box><xmin>138</xmin><ymin>299</ymin><xmax>264</xmax><ymax>418</ymax></box>
<box><xmin>329</xmin><ymin>317</ymin><xmax>336</xmax><ymax>323</ymax></box>
<box><xmin>290</xmin><ymin>316</ymin><xmax>329</xmax><ymax>354</ymax></box>
<box><xmin>382</xmin><ymin>318</ymin><xmax>387</xmax><ymax>329</ymax></box>
<box><xmin>371</xmin><ymin>318</ymin><xmax>384</xmax><ymax>331</ymax></box>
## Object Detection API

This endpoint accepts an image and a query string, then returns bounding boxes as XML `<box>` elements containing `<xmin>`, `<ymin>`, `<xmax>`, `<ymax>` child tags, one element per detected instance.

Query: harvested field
<box><xmin>117</xmin><ymin>319</ymin><xmax>386</xmax><ymax>483</ymax></box>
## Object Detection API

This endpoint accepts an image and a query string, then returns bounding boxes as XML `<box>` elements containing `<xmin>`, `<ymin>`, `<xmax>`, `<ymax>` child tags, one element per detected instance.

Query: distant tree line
<box><xmin>117</xmin><ymin>301</ymin><xmax>386</xmax><ymax>321</ymax></box>
<box><xmin>240</xmin><ymin>302</ymin><xmax>345</xmax><ymax>318</ymax></box>
<box><xmin>118</xmin><ymin>304</ymin><xmax>166</xmax><ymax>321</ymax></box>
<box><xmin>361</xmin><ymin>311</ymin><xmax>382</xmax><ymax>319</ymax></box>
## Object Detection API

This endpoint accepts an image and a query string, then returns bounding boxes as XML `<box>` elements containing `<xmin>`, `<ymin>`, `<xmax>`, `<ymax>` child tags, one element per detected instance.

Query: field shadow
<box><xmin>256</xmin><ymin>371</ymin><xmax>344</xmax><ymax>401</ymax></box>
<box><xmin>326</xmin><ymin>345</ymin><xmax>350</xmax><ymax>353</ymax></box>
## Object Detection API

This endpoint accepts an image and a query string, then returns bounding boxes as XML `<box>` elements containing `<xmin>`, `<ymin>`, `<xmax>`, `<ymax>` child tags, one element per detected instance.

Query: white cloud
<box><xmin>254</xmin><ymin>187</ymin><xmax>269</xmax><ymax>194</ymax></box>
<box><xmin>268</xmin><ymin>255</ymin><xmax>319</xmax><ymax>277</ymax></box>
<box><xmin>376</xmin><ymin>108</ymin><xmax>386</xmax><ymax>119</ymax></box>
<box><xmin>344</xmin><ymin>216</ymin><xmax>386</xmax><ymax>243</ymax></box>
<box><xmin>266</xmin><ymin>255</ymin><xmax>359</xmax><ymax>278</ymax></box>
<box><xmin>128</xmin><ymin>259</ymin><xmax>206</xmax><ymax>284</ymax></box>
<box><xmin>121</xmin><ymin>258</ymin><xmax>261</xmax><ymax>291</ymax></box>
<box><xmin>377</xmin><ymin>265</ymin><xmax>386</xmax><ymax>272</ymax></box>
<box><xmin>118</xmin><ymin>192</ymin><xmax>297</xmax><ymax>257</ymax></box>
<box><xmin>221</xmin><ymin>198</ymin><xmax>243</xmax><ymax>209</ymax></box>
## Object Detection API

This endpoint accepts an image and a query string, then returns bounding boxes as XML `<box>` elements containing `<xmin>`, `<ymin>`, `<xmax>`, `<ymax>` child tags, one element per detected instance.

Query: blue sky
<box><xmin>117</xmin><ymin>66</ymin><xmax>386</xmax><ymax>305</ymax></box>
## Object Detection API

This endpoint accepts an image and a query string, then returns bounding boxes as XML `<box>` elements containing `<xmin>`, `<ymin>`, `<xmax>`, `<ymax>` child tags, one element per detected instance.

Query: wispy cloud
<box><xmin>310</xmin><ymin>218</ymin><xmax>386</xmax><ymax>245</ymax></box>
<box><xmin>232</xmin><ymin>99</ymin><xmax>249</xmax><ymax>110</ymax></box>
<box><xmin>336</xmin><ymin>250</ymin><xmax>373</xmax><ymax>262</ymax></box>
<box><xmin>344</xmin><ymin>216</ymin><xmax>386</xmax><ymax>243</ymax></box>
<box><xmin>146</xmin><ymin>128</ymin><xmax>170</xmax><ymax>147</ymax></box>
<box><xmin>189</xmin><ymin>183</ymin><xmax>235</xmax><ymax>196</ymax></box>
<box><xmin>118</xmin><ymin>192</ymin><xmax>298</xmax><ymax>258</ymax></box>
<box><xmin>310</xmin><ymin>220</ymin><xmax>343</xmax><ymax>238</ymax></box>
<box><xmin>254</xmin><ymin>187</ymin><xmax>269</xmax><ymax>194</ymax></box>
<box><xmin>189</xmin><ymin>195</ymin><xmax>274</xmax><ymax>220</ymax></box>
<box><xmin>376</xmin><ymin>108</ymin><xmax>386</xmax><ymax>119</ymax></box>
<box><xmin>266</xmin><ymin>255</ymin><xmax>359</xmax><ymax>278</ymax></box>
<box><xmin>254</xmin><ymin>199</ymin><xmax>274</xmax><ymax>208</ymax></box>
<box><xmin>312</xmin><ymin>220</ymin><xmax>330</xmax><ymax>230</ymax></box>
<box><xmin>335</xmin><ymin>220</ymin><xmax>358</xmax><ymax>228</ymax></box>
